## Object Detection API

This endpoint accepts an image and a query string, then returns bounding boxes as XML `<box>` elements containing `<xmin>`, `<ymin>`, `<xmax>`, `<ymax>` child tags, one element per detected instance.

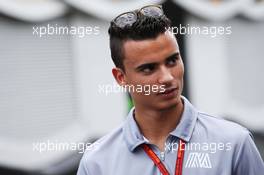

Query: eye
<box><xmin>140</xmin><ymin>64</ymin><xmax>156</xmax><ymax>74</ymax></box>
<box><xmin>166</xmin><ymin>55</ymin><xmax>178</xmax><ymax>66</ymax></box>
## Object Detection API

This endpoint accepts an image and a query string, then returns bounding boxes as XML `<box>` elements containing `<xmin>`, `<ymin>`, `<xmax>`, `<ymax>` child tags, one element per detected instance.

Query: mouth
<box><xmin>157</xmin><ymin>87</ymin><xmax>178</xmax><ymax>96</ymax></box>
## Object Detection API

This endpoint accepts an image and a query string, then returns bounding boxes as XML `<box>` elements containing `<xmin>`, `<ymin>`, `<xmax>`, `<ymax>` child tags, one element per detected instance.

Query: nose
<box><xmin>157</xmin><ymin>66</ymin><xmax>174</xmax><ymax>84</ymax></box>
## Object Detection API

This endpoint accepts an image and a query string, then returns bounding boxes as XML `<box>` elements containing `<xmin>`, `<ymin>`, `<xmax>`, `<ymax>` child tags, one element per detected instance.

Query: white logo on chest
<box><xmin>185</xmin><ymin>152</ymin><xmax>212</xmax><ymax>168</ymax></box>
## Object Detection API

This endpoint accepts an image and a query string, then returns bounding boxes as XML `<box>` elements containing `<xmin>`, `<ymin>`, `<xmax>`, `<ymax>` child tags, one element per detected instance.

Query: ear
<box><xmin>112</xmin><ymin>67</ymin><xmax>127</xmax><ymax>86</ymax></box>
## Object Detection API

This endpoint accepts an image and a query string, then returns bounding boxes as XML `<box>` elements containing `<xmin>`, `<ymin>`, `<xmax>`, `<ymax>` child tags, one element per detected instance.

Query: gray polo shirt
<box><xmin>77</xmin><ymin>96</ymin><xmax>264</xmax><ymax>175</ymax></box>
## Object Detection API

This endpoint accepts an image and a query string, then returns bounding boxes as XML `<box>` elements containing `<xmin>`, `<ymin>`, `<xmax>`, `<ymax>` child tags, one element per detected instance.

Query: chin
<box><xmin>155</xmin><ymin>97</ymin><xmax>181</xmax><ymax>111</ymax></box>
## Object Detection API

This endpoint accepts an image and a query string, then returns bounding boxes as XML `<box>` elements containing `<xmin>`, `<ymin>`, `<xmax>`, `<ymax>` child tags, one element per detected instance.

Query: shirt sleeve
<box><xmin>233</xmin><ymin>131</ymin><xmax>264</xmax><ymax>175</ymax></box>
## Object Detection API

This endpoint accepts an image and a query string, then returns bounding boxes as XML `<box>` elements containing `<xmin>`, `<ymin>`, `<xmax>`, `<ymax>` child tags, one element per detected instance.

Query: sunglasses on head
<box><xmin>112</xmin><ymin>5</ymin><xmax>164</xmax><ymax>28</ymax></box>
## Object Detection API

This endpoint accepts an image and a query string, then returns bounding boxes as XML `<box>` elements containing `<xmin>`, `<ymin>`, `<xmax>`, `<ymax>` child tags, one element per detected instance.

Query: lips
<box><xmin>158</xmin><ymin>87</ymin><xmax>178</xmax><ymax>95</ymax></box>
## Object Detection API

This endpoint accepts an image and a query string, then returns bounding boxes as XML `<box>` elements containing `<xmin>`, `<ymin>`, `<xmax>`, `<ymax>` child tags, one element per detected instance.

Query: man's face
<box><xmin>112</xmin><ymin>31</ymin><xmax>184</xmax><ymax>110</ymax></box>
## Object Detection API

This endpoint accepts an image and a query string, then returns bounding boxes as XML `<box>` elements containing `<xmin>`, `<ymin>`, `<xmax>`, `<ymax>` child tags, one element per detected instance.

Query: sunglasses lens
<box><xmin>113</xmin><ymin>6</ymin><xmax>163</xmax><ymax>28</ymax></box>
<box><xmin>114</xmin><ymin>12</ymin><xmax>137</xmax><ymax>28</ymax></box>
<box><xmin>140</xmin><ymin>6</ymin><xmax>163</xmax><ymax>17</ymax></box>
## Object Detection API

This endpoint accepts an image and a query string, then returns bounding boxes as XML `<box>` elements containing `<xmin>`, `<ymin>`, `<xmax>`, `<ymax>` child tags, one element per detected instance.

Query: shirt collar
<box><xmin>122</xmin><ymin>96</ymin><xmax>198</xmax><ymax>152</ymax></box>
<box><xmin>169</xmin><ymin>96</ymin><xmax>198</xmax><ymax>142</ymax></box>
<box><xmin>122</xmin><ymin>108</ymin><xmax>147</xmax><ymax>152</ymax></box>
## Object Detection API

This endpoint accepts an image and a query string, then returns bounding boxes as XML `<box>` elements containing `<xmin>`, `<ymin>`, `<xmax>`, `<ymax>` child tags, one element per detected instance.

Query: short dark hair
<box><xmin>108</xmin><ymin>10</ymin><xmax>171</xmax><ymax>71</ymax></box>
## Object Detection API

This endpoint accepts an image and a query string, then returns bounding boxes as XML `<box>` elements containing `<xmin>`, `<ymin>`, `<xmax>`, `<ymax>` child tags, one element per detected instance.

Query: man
<box><xmin>77</xmin><ymin>5</ymin><xmax>264</xmax><ymax>175</ymax></box>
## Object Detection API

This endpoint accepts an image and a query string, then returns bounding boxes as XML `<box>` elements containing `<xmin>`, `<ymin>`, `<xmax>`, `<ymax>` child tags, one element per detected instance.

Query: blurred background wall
<box><xmin>0</xmin><ymin>0</ymin><xmax>263</xmax><ymax>174</ymax></box>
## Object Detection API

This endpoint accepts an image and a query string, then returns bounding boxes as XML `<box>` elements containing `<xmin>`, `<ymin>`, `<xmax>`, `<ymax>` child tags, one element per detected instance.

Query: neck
<box><xmin>134</xmin><ymin>99</ymin><xmax>184</xmax><ymax>151</ymax></box>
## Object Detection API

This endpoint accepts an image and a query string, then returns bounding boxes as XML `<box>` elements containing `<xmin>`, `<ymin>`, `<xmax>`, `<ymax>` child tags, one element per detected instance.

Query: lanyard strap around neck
<box><xmin>142</xmin><ymin>139</ymin><xmax>186</xmax><ymax>175</ymax></box>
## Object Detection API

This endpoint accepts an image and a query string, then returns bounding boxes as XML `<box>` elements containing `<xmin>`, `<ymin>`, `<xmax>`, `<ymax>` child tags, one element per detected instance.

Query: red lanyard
<box><xmin>142</xmin><ymin>139</ymin><xmax>185</xmax><ymax>175</ymax></box>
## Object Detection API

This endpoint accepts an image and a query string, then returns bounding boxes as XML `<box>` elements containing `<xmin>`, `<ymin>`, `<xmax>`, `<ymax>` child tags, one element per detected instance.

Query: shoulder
<box><xmin>83</xmin><ymin>124</ymin><xmax>125</xmax><ymax>160</ymax></box>
<box><xmin>194</xmin><ymin>111</ymin><xmax>250</xmax><ymax>143</ymax></box>
<box><xmin>192</xmin><ymin>111</ymin><xmax>256</xmax><ymax>162</ymax></box>
<box><xmin>78</xmin><ymin>124</ymin><xmax>127</xmax><ymax>174</ymax></box>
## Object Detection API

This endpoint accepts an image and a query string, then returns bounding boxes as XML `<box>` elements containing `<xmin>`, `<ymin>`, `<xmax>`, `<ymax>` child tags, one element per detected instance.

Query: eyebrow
<box><xmin>135</xmin><ymin>52</ymin><xmax>180</xmax><ymax>71</ymax></box>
